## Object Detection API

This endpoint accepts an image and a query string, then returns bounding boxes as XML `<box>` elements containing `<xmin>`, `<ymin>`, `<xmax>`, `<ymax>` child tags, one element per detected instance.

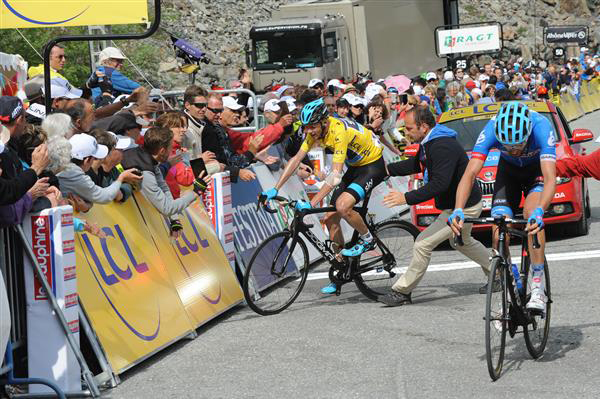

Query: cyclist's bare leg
<box><xmin>324</xmin><ymin>211</ymin><xmax>344</xmax><ymax>250</ymax></box>
<box><xmin>335</xmin><ymin>192</ymin><xmax>369</xmax><ymax>235</ymax></box>
<box><xmin>523</xmin><ymin>192</ymin><xmax>545</xmax><ymax>264</ymax></box>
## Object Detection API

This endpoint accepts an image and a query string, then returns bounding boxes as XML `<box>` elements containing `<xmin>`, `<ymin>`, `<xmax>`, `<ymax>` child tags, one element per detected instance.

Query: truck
<box><xmin>247</xmin><ymin>0</ymin><xmax>459</xmax><ymax>90</ymax></box>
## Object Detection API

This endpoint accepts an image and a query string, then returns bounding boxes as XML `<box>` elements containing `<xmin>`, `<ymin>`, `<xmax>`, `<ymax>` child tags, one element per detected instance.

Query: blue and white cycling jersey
<box><xmin>471</xmin><ymin>110</ymin><xmax>556</xmax><ymax>167</ymax></box>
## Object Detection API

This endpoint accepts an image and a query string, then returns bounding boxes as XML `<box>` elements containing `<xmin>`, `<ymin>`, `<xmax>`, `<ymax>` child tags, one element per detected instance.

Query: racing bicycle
<box><xmin>457</xmin><ymin>215</ymin><xmax>551</xmax><ymax>381</ymax></box>
<box><xmin>242</xmin><ymin>192</ymin><xmax>418</xmax><ymax>316</ymax></box>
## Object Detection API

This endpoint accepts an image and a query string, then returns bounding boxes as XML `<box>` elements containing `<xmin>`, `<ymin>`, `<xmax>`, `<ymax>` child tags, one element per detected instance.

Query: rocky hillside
<box><xmin>144</xmin><ymin>0</ymin><xmax>600</xmax><ymax>89</ymax></box>
<box><xmin>459</xmin><ymin>0</ymin><xmax>600</xmax><ymax>61</ymax></box>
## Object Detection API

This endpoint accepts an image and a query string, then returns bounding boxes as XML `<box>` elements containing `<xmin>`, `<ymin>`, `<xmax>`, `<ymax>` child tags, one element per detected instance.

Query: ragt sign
<box><xmin>436</xmin><ymin>23</ymin><xmax>502</xmax><ymax>56</ymax></box>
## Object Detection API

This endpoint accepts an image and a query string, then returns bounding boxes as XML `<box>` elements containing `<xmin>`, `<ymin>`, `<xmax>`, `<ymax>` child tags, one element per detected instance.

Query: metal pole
<box><xmin>14</xmin><ymin>226</ymin><xmax>101</xmax><ymax>398</ymax></box>
<box><xmin>43</xmin><ymin>0</ymin><xmax>162</xmax><ymax>110</ymax></box>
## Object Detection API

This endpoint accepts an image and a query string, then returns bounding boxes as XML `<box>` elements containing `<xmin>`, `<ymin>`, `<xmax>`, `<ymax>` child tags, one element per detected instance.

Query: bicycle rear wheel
<box><xmin>523</xmin><ymin>258</ymin><xmax>551</xmax><ymax>359</ymax></box>
<box><xmin>353</xmin><ymin>220</ymin><xmax>418</xmax><ymax>301</ymax></box>
<box><xmin>242</xmin><ymin>231</ymin><xmax>309</xmax><ymax>316</ymax></box>
<box><xmin>485</xmin><ymin>257</ymin><xmax>507</xmax><ymax>381</ymax></box>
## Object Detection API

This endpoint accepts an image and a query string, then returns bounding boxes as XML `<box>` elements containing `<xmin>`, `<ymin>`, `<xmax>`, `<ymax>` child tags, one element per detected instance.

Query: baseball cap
<box><xmin>275</xmin><ymin>85</ymin><xmax>293</xmax><ymax>98</ymax></box>
<box><xmin>327</xmin><ymin>79</ymin><xmax>346</xmax><ymax>90</ymax></box>
<box><xmin>426</xmin><ymin>72</ymin><xmax>437</xmax><ymax>81</ymax></box>
<box><xmin>109</xmin><ymin>132</ymin><xmax>138</xmax><ymax>150</ymax></box>
<box><xmin>495</xmin><ymin>82</ymin><xmax>507</xmax><ymax>90</ymax></box>
<box><xmin>49</xmin><ymin>77</ymin><xmax>82</xmax><ymax>98</ymax></box>
<box><xmin>99</xmin><ymin>47</ymin><xmax>127</xmax><ymax>63</ymax></box>
<box><xmin>478</xmin><ymin>74</ymin><xmax>490</xmax><ymax>82</ymax></box>
<box><xmin>365</xmin><ymin>84</ymin><xmax>382</xmax><ymax>102</ymax></box>
<box><xmin>0</xmin><ymin>96</ymin><xmax>24</xmax><ymax>124</ymax></box>
<box><xmin>24</xmin><ymin>75</ymin><xmax>45</xmax><ymax>102</ymax></box>
<box><xmin>342</xmin><ymin>93</ymin><xmax>366</xmax><ymax>107</ymax></box>
<box><xmin>465</xmin><ymin>80</ymin><xmax>477</xmax><ymax>90</ymax></box>
<box><xmin>443</xmin><ymin>71</ymin><xmax>454</xmax><ymax>81</ymax></box>
<box><xmin>282</xmin><ymin>97</ymin><xmax>297</xmax><ymax>112</ymax></box>
<box><xmin>70</xmin><ymin>133</ymin><xmax>109</xmax><ymax>160</ymax></box>
<box><xmin>222</xmin><ymin>96</ymin><xmax>244</xmax><ymax>111</ymax></box>
<box><xmin>471</xmin><ymin>88</ymin><xmax>483</xmax><ymax>97</ymax></box>
<box><xmin>263</xmin><ymin>99</ymin><xmax>281</xmax><ymax>113</ymax></box>
<box><xmin>308</xmin><ymin>78</ymin><xmax>324</xmax><ymax>88</ymax></box>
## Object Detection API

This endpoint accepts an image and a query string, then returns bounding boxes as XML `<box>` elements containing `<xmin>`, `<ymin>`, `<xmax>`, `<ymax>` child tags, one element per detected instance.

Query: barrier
<box><xmin>558</xmin><ymin>78</ymin><xmax>600</xmax><ymax>122</ymax></box>
<box><xmin>75</xmin><ymin>192</ymin><xmax>242</xmax><ymax>374</ymax></box>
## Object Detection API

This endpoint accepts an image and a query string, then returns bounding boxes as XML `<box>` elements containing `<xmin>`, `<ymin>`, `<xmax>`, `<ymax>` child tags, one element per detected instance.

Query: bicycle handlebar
<box><xmin>450</xmin><ymin>215</ymin><xmax>541</xmax><ymax>249</ymax></box>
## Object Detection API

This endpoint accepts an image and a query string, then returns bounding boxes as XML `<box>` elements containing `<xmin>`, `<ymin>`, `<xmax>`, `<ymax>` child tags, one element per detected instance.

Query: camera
<box><xmin>170</xmin><ymin>35</ymin><xmax>210</xmax><ymax>65</ymax></box>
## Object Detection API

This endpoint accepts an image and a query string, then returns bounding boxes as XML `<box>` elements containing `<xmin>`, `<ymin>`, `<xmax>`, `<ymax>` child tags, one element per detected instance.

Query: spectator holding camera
<box><xmin>89</xmin><ymin>47</ymin><xmax>141</xmax><ymax>105</ymax></box>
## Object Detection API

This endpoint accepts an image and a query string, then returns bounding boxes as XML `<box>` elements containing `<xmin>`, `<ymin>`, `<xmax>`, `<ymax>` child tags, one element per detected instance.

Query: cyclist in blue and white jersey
<box><xmin>450</xmin><ymin>102</ymin><xmax>556</xmax><ymax>313</ymax></box>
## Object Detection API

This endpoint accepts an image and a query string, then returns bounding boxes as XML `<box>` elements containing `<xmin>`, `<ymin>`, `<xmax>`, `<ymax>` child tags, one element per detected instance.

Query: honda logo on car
<box><xmin>32</xmin><ymin>215</ymin><xmax>54</xmax><ymax>301</ymax></box>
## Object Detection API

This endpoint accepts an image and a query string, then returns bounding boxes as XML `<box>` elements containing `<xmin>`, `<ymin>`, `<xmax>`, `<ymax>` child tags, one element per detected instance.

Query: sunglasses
<box><xmin>207</xmin><ymin>107</ymin><xmax>224</xmax><ymax>114</ymax></box>
<box><xmin>193</xmin><ymin>102</ymin><xmax>207</xmax><ymax>108</ymax></box>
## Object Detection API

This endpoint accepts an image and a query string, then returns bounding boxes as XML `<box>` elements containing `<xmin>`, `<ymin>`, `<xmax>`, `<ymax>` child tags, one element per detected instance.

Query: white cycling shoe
<box><xmin>526</xmin><ymin>288</ymin><xmax>546</xmax><ymax>314</ymax></box>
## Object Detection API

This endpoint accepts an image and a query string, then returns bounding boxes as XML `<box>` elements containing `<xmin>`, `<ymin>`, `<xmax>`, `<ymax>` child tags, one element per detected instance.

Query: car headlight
<box><xmin>413</xmin><ymin>179</ymin><xmax>424</xmax><ymax>190</ymax></box>
<box><xmin>556</xmin><ymin>176</ymin><xmax>571</xmax><ymax>185</ymax></box>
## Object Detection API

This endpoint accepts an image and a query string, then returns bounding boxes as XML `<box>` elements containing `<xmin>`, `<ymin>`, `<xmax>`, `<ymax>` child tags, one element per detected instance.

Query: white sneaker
<box><xmin>526</xmin><ymin>288</ymin><xmax>546</xmax><ymax>313</ymax></box>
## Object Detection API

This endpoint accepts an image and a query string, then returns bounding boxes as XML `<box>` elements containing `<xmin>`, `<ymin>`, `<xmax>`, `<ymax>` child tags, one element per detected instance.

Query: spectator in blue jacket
<box><xmin>89</xmin><ymin>47</ymin><xmax>141</xmax><ymax>107</ymax></box>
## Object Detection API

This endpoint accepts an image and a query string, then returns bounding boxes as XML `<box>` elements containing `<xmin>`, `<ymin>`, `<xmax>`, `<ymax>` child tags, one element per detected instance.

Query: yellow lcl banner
<box><xmin>75</xmin><ymin>192</ymin><xmax>243</xmax><ymax>373</ymax></box>
<box><xmin>0</xmin><ymin>0</ymin><xmax>148</xmax><ymax>29</ymax></box>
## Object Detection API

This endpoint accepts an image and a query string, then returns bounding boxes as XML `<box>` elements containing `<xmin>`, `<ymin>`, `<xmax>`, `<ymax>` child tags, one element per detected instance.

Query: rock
<box><xmin>158</xmin><ymin>59</ymin><xmax>179</xmax><ymax>73</ymax></box>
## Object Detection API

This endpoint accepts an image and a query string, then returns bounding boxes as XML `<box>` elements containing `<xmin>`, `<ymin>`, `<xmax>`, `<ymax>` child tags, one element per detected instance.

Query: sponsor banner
<box><xmin>74</xmin><ymin>199</ymin><xmax>194</xmax><ymax>373</ymax></box>
<box><xmin>544</xmin><ymin>26</ymin><xmax>588</xmax><ymax>44</ymax></box>
<box><xmin>134</xmin><ymin>193</ymin><xmax>243</xmax><ymax>329</ymax></box>
<box><xmin>201</xmin><ymin>172</ymin><xmax>236</xmax><ymax>272</ymax></box>
<box><xmin>437</xmin><ymin>24</ymin><xmax>501</xmax><ymax>56</ymax></box>
<box><xmin>23</xmin><ymin>206</ymin><xmax>81</xmax><ymax>393</ymax></box>
<box><xmin>0</xmin><ymin>0</ymin><xmax>148</xmax><ymax>29</ymax></box>
<box><xmin>230</xmin><ymin>174</ymin><xmax>303</xmax><ymax>291</ymax></box>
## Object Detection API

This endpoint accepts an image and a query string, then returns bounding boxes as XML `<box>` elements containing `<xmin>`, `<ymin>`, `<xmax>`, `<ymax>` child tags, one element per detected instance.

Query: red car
<box><xmin>408</xmin><ymin>101</ymin><xmax>593</xmax><ymax>235</ymax></box>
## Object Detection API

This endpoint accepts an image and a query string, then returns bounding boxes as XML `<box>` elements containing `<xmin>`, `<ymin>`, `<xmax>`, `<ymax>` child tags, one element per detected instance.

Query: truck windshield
<box><xmin>253</xmin><ymin>32</ymin><xmax>322</xmax><ymax>70</ymax></box>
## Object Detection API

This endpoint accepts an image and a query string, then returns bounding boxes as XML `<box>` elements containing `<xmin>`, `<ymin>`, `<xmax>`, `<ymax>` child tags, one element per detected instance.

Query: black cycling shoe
<box><xmin>378</xmin><ymin>290</ymin><xmax>412</xmax><ymax>306</ymax></box>
<box><xmin>479</xmin><ymin>279</ymin><xmax>502</xmax><ymax>294</ymax></box>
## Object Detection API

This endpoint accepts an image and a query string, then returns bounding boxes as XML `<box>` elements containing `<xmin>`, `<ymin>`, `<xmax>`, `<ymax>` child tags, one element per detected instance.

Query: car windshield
<box><xmin>441</xmin><ymin>112</ymin><xmax>559</xmax><ymax>152</ymax></box>
<box><xmin>253</xmin><ymin>32</ymin><xmax>322</xmax><ymax>70</ymax></box>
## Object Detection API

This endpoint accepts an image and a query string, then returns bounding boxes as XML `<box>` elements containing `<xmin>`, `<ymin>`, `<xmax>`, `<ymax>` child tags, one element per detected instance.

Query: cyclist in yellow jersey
<box><xmin>260</xmin><ymin>99</ymin><xmax>387</xmax><ymax>293</ymax></box>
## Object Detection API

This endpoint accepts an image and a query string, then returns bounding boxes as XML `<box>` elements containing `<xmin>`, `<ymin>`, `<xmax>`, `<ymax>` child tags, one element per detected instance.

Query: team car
<box><xmin>408</xmin><ymin>101</ymin><xmax>593</xmax><ymax>235</ymax></box>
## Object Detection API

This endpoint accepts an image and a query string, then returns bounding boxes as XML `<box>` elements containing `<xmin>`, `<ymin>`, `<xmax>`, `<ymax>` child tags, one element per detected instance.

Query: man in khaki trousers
<box><xmin>378</xmin><ymin>106</ymin><xmax>490</xmax><ymax>306</ymax></box>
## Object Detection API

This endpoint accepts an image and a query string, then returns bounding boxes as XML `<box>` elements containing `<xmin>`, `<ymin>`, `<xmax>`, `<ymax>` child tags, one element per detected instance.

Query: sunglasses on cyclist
<box><xmin>207</xmin><ymin>107</ymin><xmax>224</xmax><ymax>114</ymax></box>
<box><xmin>193</xmin><ymin>102</ymin><xmax>207</xmax><ymax>108</ymax></box>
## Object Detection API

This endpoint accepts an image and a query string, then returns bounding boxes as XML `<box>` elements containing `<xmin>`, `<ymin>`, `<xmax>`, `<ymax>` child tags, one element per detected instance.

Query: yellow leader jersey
<box><xmin>300</xmin><ymin>117</ymin><xmax>383</xmax><ymax>167</ymax></box>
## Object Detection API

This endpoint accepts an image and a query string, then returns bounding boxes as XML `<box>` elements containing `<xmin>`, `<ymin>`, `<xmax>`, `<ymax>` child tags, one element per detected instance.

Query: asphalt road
<box><xmin>109</xmin><ymin>111</ymin><xmax>600</xmax><ymax>399</ymax></box>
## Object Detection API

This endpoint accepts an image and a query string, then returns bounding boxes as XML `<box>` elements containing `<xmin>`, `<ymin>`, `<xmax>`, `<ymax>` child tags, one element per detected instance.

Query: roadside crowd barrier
<box><xmin>554</xmin><ymin>78</ymin><xmax>600</xmax><ymax>122</ymax></box>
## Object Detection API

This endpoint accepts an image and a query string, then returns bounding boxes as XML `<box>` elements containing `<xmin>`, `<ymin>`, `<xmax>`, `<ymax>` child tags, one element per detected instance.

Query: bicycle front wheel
<box><xmin>242</xmin><ymin>231</ymin><xmax>309</xmax><ymax>316</ymax></box>
<box><xmin>523</xmin><ymin>258</ymin><xmax>551</xmax><ymax>359</ymax></box>
<box><xmin>353</xmin><ymin>220</ymin><xmax>419</xmax><ymax>301</ymax></box>
<box><xmin>485</xmin><ymin>257</ymin><xmax>507</xmax><ymax>381</ymax></box>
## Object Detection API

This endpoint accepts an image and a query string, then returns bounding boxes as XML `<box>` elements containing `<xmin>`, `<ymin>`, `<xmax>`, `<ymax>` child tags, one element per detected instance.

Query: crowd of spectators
<box><xmin>2</xmin><ymin>43</ymin><xmax>599</xmax><ymax>236</ymax></box>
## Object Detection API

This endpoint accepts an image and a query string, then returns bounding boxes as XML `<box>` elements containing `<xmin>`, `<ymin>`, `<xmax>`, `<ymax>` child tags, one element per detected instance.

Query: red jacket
<box><xmin>165</xmin><ymin>142</ymin><xmax>195</xmax><ymax>199</ymax></box>
<box><xmin>556</xmin><ymin>149</ymin><xmax>600</xmax><ymax>180</ymax></box>
<box><xmin>226</xmin><ymin>123</ymin><xmax>285</xmax><ymax>154</ymax></box>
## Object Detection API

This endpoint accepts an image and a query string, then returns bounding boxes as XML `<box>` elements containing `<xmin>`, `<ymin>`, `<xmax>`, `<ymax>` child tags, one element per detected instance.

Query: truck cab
<box><xmin>248</xmin><ymin>16</ymin><xmax>352</xmax><ymax>91</ymax></box>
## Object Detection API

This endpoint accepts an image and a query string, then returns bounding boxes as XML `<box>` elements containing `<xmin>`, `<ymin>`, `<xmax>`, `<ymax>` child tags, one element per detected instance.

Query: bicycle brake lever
<box><xmin>530</xmin><ymin>220</ymin><xmax>541</xmax><ymax>249</ymax></box>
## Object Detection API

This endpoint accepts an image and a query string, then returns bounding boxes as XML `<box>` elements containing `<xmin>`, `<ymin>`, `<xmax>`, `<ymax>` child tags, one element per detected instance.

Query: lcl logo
<box><xmin>172</xmin><ymin>210</ymin><xmax>210</xmax><ymax>256</ymax></box>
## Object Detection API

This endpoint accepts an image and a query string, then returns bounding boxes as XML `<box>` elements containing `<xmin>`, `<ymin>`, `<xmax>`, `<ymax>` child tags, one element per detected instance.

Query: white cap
<box><xmin>478</xmin><ymin>74</ymin><xmax>490</xmax><ymax>81</ymax></box>
<box><xmin>308</xmin><ymin>78</ymin><xmax>324</xmax><ymax>88</ymax></box>
<box><xmin>327</xmin><ymin>79</ymin><xmax>346</xmax><ymax>90</ymax></box>
<box><xmin>342</xmin><ymin>93</ymin><xmax>366</xmax><ymax>107</ymax></box>
<box><xmin>443</xmin><ymin>71</ymin><xmax>454</xmax><ymax>81</ymax></box>
<box><xmin>99</xmin><ymin>47</ymin><xmax>127</xmax><ymax>63</ymax></box>
<box><xmin>263</xmin><ymin>99</ymin><xmax>281</xmax><ymax>113</ymax></box>
<box><xmin>108</xmin><ymin>132</ymin><xmax>137</xmax><ymax>150</ymax></box>
<box><xmin>283</xmin><ymin>97</ymin><xmax>297</xmax><ymax>112</ymax></box>
<box><xmin>413</xmin><ymin>84</ymin><xmax>424</xmax><ymax>96</ymax></box>
<box><xmin>70</xmin><ymin>133</ymin><xmax>108</xmax><ymax>160</ymax></box>
<box><xmin>48</xmin><ymin>77</ymin><xmax>82</xmax><ymax>98</ymax></box>
<box><xmin>275</xmin><ymin>85</ymin><xmax>292</xmax><ymax>98</ymax></box>
<box><xmin>471</xmin><ymin>88</ymin><xmax>483</xmax><ymax>97</ymax></box>
<box><xmin>222</xmin><ymin>96</ymin><xmax>244</xmax><ymax>111</ymax></box>
<box><xmin>426</xmin><ymin>72</ymin><xmax>437</xmax><ymax>81</ymax></box>
<box><xmin>365</xmin><ymin>84</ymin><xmax>382</xmax><ymax>102</ymax></box>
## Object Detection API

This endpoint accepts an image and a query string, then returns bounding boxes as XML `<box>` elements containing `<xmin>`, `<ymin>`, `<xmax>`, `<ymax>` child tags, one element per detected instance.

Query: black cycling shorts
<box><xmin>330</xmin><ymin>157</ymin><xmax>387</xmax><ymax>205</ymax></box>
<box><xmin>491</xmin><ymin>157</ymin><xmax>544</xmax><ymax>218</ymax></box>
